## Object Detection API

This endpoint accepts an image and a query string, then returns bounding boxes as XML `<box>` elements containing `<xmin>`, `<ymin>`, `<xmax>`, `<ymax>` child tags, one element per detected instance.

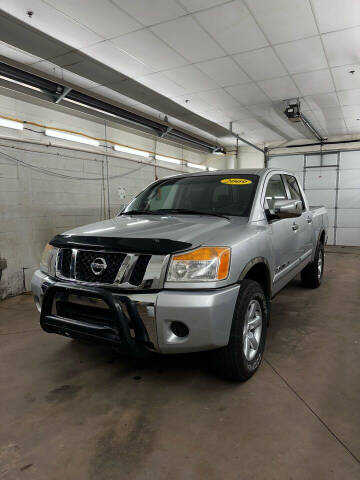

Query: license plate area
<box><xmin>67</xmin><ymin>294</ymin><xmax>109</xmax><ymax>309</ymax></box>
<box><xmin>40</xmin><ymin>283</ymin><xmax>151</xmax><ymax>355</ymax></box>
<box><xmin>54</xmin><ymin>292</ymin><xmax>114</xmax><ymax>326</ymax></box>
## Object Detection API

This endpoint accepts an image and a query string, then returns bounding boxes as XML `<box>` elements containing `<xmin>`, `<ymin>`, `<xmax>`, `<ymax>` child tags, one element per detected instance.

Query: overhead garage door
<box><xmin>337</xmin><ymin>151</ymin><xmax>360</xmax><ymax>246</ymax></box>
<box><xmin>268</xmin><ymin>150</ymin><xmax>360</xmax><ymax>246</ymax></box>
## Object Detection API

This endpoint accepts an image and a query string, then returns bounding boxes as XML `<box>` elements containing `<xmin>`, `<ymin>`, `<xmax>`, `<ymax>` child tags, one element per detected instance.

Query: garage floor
<box><xmin>0</xmin><ymin>247</ymin><xmax>359</xmax><ymax>480</ymax></box>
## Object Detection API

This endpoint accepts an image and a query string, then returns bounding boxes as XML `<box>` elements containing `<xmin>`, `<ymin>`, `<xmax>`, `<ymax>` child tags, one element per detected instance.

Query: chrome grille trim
<box><xmin>114</xmin><ymin>254</ymin><xmax>134</xmax><ymax>285</ymax></box>
<box><xmin>55</xmin><ymin>248</ymin><xmax>169</xmax><ymax>290</ymax></box>
<box><xmin>70</xmin><ymin>249</ymin><xmax>78</xmax><ymax>280</ymax></box>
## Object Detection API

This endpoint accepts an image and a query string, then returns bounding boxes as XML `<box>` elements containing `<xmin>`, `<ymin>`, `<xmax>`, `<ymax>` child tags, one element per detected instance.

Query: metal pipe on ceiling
<box><xmin>299</xmin><ymin>112</ymin><xmax>324</xmax><ymax>142</ymax></box>
<box><xmin>268</xmin><ymin>138</ymin><xmax>360</xmax><ymax>150</ymax></box>
<box><xmin>0</xmin><ymin>61</ymin><xmax>226</xmax><ymax>155</ymax></box>
<box><xmin>228</xmin><ymin>121</ymin><xmax>265</xmax><ymax>154</ymax></box>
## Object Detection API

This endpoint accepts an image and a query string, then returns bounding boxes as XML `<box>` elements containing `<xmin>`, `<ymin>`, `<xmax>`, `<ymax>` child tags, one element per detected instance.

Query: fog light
<box><xmin>170</xmin><ymin>321</ymin><xmax>189</xmax><ymax>338</ymax></box>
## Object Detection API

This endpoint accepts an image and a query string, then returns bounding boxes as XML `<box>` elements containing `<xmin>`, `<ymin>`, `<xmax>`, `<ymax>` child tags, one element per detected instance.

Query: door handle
<box><xmin>292</xmin><ymin>223</ymin><xmax>299</xmax><ymax>231</ymax></box>
<box><xmin>307</xmin><ymin>217</ymin><xmax>313</xmax><ymax>224</ymax></box>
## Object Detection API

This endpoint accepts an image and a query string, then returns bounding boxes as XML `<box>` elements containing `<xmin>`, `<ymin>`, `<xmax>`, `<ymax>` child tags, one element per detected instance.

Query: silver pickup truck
<box><xmin>32</xmin><ymin>168</ymin><xmax>328</xmax><ymax>381</ymax></box>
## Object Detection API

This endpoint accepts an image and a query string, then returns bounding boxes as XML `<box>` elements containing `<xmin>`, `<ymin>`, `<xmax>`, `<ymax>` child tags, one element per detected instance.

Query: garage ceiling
<box><xmin>0</xmin><ymin>0</ymin><xmax>360</xmax><ymax>146</ymax></box>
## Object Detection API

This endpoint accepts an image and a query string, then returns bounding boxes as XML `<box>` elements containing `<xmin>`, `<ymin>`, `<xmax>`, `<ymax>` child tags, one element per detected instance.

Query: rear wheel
<box><xmin>301</xmin><ymin>241</ymin><xmax>324</xmax><ymax>288</ymax></box>
<box><xmin>210</xmin><ymin>279</ymin><xmax>268</xmax><ymax>381</ymax></box>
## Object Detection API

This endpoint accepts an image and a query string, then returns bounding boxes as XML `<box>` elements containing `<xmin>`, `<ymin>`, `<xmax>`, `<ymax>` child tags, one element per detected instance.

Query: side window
<box><xmin>285</xmin><ymin>175</ymin><xmax>305</xmax><ymax>208</ymax></box>
<box><xmin>265</xmin><ymin>174</ymin><xmax>287</xmax><ymax>211</ymax></box>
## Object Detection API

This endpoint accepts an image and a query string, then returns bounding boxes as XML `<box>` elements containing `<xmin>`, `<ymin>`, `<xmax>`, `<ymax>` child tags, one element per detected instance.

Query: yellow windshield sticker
<box><xmin>221</xmin><ymin>178</ymin><xmax>252</xmax><ymax>185</ymax></box>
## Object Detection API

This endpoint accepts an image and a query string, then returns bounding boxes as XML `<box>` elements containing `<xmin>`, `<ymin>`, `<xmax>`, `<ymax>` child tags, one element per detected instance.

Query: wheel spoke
<box><xmin>248</xmin><ymin>315</ymin><xmax>261</xmax><ymax>329</ymax></box>
<box><xmin>248</xmin><ymin>331</ymin><xmax>258</xmax><ymax>351</ymax></box>
<box><xmin>243</xmin><ymin>335</ymin><xmax>249</xmax><ymax>358</ymax></box>
<box><xmin>318</xmin><ymin>254</ymin><xmax>323</xmax><ymax>278</ymax></box>
<box><xmin>248</xmin><ymin>301</ymin><xmax>256</xmax><ymax>319</ymax></box>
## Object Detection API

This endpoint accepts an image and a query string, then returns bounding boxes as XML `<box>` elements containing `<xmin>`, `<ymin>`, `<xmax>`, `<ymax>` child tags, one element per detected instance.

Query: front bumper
<box><xmin>31</xmin><ymin>270</ymin><xmax>239</xmax><ymax>354</ymax></box>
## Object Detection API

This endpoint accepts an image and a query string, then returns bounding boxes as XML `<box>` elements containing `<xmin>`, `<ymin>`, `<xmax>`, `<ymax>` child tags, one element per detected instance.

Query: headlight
<box><xmin>167</xmin><ymin>247</ymin><xmax>230</xmax><ymax>282</ymax></box>
<box><xmin>40</xmin><ymin>243</ymin><xmax>58</xmax><ymax>277</ymax></box>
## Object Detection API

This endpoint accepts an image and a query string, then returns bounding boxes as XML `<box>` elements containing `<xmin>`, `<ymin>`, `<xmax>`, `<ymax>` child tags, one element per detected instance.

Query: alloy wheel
<box><xmin>243</xmin><ymin>299</ymin><xmax>262</xmax><ymax>361</ymax></box>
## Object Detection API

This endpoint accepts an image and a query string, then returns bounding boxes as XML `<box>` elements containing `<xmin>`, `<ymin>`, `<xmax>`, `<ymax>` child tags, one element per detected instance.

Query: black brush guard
<box><xmin>40</xmin><ymin>283</ymin><xmax>152</xmax><ymax>356</ymax></box>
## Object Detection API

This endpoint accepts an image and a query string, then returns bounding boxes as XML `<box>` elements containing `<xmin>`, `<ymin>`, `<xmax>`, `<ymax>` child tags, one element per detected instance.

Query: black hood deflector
<box><xmin>50</xmin><ymin>235</ymin><xmax>192</xmax><ymax>255</ymax></box>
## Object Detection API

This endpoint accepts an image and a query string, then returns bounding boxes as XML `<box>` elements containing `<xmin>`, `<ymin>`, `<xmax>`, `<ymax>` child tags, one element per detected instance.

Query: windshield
<box><xmin>123</xmin><ymin>174</ymin><xmax>259</xmax><ymax>217</ymax></box>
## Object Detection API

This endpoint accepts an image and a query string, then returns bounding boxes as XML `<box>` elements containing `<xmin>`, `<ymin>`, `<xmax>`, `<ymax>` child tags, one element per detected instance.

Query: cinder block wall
<box><xmin>0</xmin><ymin>95</ymin><xmax>216</xmax><ymax>299</ymax></box>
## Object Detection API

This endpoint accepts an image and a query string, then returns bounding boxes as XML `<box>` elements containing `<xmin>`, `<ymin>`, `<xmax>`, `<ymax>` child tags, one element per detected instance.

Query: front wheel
<box><xmin>301</xmin><ymin>241</ymin><xmax>324</xmax><ymax>289</ymax></box>
<box><xmin>210</xmin><ymin>279</ymin><xmax>268</xmax><ymax>381</ymax></box>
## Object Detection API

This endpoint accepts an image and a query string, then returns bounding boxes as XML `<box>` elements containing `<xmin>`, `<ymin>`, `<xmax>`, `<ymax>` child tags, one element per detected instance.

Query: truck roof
<box><xmin>176</xmin><ymin>168</ymin><xmax>278</xmax><ymax>177</ymax></box>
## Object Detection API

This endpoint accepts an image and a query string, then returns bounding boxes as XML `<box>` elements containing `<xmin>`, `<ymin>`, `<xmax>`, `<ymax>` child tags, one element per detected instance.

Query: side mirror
<box><xmin>273</xmin><ymin>199</ymin><xmax>303</xmax><ymax>218</ymax></box>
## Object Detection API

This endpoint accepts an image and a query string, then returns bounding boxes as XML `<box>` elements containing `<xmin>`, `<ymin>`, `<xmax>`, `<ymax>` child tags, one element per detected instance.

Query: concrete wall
<box><xmin>0</xmin><ymin>95</ymin><xmax>219</xmax><ymax>299</ymax></box>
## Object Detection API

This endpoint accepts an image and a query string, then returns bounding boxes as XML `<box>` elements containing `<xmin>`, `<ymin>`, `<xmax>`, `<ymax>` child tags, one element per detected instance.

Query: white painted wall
<box><xmin>0</xmin><ymin>95</ymin><xmax>220</xmax><ymax>299</ymax></box>
<box><xmin>237</xmin><ymin>146</ymin><xmax>265</xmax><ymax>169</ymax></box>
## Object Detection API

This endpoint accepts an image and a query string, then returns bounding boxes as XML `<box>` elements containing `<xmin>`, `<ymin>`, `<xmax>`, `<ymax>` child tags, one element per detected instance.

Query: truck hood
<box><xmin>51</xmin><ymin>214</ymin><xmax>248</xmax><ymax>254</ymax></box>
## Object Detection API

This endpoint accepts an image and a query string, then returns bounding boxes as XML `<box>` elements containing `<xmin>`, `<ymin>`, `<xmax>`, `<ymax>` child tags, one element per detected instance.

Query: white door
<box><xmin>269</xmin><ymin>150</ymin><xmax>360</xmax><ymax>246</ymax></box>
<box><xmin>337</xmin><ymin>151</ymin><xmax>360</xmax><ymax>246</ymax></box>
<box><xmin>303</xmin><ymin>154</ymin><xmax>338</xmax><ymax>245</ymax></box>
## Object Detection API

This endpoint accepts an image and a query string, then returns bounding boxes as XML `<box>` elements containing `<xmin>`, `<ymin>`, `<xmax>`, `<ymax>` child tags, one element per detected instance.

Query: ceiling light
<box><xmin>45</xmin><ymin>128</ymin><xmax>99</xmax><ymax>146</ymax></box>
<box><xmin>0</xmin><ymin>117</ymin><xmax>24</xmax><ymax>130</ymax></box>
<box><xmin>187</xmin><ymin>162</ymin><xmax>206</xmax><ymax>170</ymax></box>
<box><xmin>0</xmin><ymin>74</ymin><xmax>42</xmax><ymax>92</ymax></box>
<box><xmin>213</xmin><ymin>151</ymin><xmax>225</xmax><ymax>156</ymax></box>
<box><xmin>114</xmin><ymin>145</ymin><xmax>150</xmax><ymax>157</ymax></box>
<box><xmin>208</xmin><ymin>167</ymin><xmax>218</xmax><ymax>171</ymax></box>
<box><xmin>155</xmin><ymin>154</ymin><xmax>181</xmax><ymax>165</ymax></box>
<box><xmin>63</xmin><ymin>98</ymin><xmax>118</xmax><ymax>118</ymax></box>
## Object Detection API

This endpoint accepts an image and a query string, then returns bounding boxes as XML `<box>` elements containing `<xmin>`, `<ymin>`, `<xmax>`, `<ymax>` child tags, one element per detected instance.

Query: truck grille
<box><xmin>57</xmin><ymin>248</ymin><xmax>151</xmax><ymax>287</ymax></box>
<box><xmin>77</xmin><ymin>250</ymin><xmax>126</xmax><ymax>284</ymax></box>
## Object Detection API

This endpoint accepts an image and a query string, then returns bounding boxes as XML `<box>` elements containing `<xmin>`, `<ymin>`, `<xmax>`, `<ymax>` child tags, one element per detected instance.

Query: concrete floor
<box><xmin>0</xmin><ymin>246</ymin><xmax>359</xmax><ymax>480</ymax></box>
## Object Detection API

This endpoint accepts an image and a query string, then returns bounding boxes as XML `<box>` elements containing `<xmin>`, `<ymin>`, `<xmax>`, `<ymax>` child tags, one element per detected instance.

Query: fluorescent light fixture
<box><xmin>208</xmin><ymin>167</ymin><xmax>218</xmax><ymax>171</ymax></box>
<box><xmin>0</xmin><ymin>75</ymin><xmax>42</xmax><ymax>92</ymax></box>
<box><xmin>114</xmin><ymin>145</ymin><xmax>150</xmax><ymax>157</ymax></box>
<box><xmin>45</xmin><ymin>128</ymin><xmax>99</xmax><ymax>147</ymax></box>
<box><xmin>187</xmin><ymin>162</ymin><xmax>206</xmax><ymax>170</ymax></box>
<box><xmin>213</xmin><ymin>151</ymin><xmax>225</xmax><ymax>156</ymax></box>
<box><xmin>64</xmin><ymin>98</ymin><xmax>118</xmax><ymax>118</ymax></box>
<box><xmin>0</xmin><ymin>117</ymin><xmax>23</xmax><ymax>130</ymax></box>
<box><xmin>155</xmin><ymin>154</ymin><xmax>181</xmax><ymax>165</ymax></box>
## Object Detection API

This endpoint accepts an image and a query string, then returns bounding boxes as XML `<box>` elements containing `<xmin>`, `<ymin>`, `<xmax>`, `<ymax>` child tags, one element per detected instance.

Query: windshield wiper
<box><xmin>120</xmin><ymin>210</ymin><xmax>162</xmax><ymax>215</ymax></box>
<box><xmin>121</xmin><ymin>209</ymin><xmax>232</xmax><ymax>220</ymax></box>
<box><xmin>157</xmin><ymin>209</ymin><xmax>231</xmax><ymax>221</ymax></box>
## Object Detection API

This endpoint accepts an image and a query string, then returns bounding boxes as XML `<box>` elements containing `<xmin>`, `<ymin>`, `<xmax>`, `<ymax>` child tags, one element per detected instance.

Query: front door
<box><xmin>264</xmin><ymin>173</ymin><xmax>302</xmax><ymax>291</ymax></box>
<box><xmin>284</xmin><ymin>174</ymin><xmax>313</xmax><ymax>262</ymax></box>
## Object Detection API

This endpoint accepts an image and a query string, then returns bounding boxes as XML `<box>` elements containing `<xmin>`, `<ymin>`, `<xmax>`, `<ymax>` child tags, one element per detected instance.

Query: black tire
<box><xmin>301</xmin><ymin>241</ymin><xmax>324</xmax><ymax>289</ymax></box>
<box><xmin>210</xmin><ymin>279</ymin><xmax>268</xmax><ymax>381</ymax></box>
